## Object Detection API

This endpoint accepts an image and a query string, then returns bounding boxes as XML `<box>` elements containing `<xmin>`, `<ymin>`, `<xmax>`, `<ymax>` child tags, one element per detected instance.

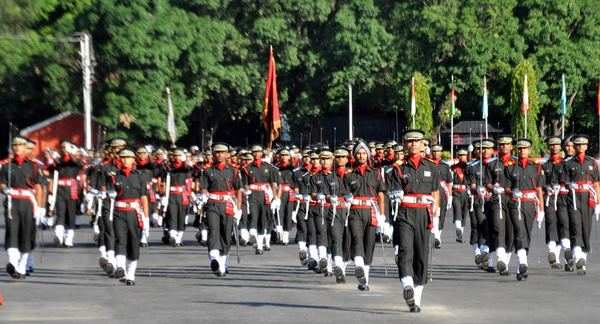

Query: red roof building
<box><xmin>20</xmin><ymin>111</ymin><xmax>105</xmax><ymax>157</ymax></box>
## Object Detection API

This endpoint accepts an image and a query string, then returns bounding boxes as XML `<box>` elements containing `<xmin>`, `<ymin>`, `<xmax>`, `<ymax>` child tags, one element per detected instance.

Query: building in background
<box><xmin>19</xmin><ymin>111</ymin><xmax>105</xmax><ymax>157</ymax></box>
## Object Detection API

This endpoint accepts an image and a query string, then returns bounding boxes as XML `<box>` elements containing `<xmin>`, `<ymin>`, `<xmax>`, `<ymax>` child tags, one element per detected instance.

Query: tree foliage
<box><xmin>1</xmin><ymin>0</ymin><xmax>600</xmax><ymax>147</ymax></box>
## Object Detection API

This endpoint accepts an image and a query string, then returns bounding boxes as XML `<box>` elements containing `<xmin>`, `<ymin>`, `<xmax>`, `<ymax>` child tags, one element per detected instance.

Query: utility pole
<box><xmin>78</xmin><ymin>32</ymin><xmax>94</xmax><ymax>150</ymax></box>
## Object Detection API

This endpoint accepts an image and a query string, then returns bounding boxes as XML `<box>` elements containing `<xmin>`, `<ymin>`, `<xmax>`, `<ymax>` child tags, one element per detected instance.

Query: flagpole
<box><xmin>483</xmin><ymin>76</ymin><xmax>488</xmax><ymax>139</ymax></box>
<box><xmin>523</xmin><ymin>74</ymin><xmax>528</xmax><ymax>138</ymax></box>
<box><xmin>411</xmin><ymin>77</ymin><xmax>416</xmax><ymax>129</ymax></box>
<box><xmin>450</xmin><ymin>75</ymin><xmax>454</xmax><ymax>159</ymax></box>
<box><xmin>348</xmin><ymin>84</ymin><xmax>353</xmax><ymax>140</ymax></box>
<box><xmin>561</xmin><ymin>74</ymin><xmax>566</xmax><ymax>139</ymax></box>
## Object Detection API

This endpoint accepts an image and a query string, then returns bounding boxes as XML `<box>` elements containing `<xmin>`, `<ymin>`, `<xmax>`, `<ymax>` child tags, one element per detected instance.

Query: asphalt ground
<box><xmin>1</xmin><ymin>214</ymin><xmax>600</xmax><ymax>324</ymax></box>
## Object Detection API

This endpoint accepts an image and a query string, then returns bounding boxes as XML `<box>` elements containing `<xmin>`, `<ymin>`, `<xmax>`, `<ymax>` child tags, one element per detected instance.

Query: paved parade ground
<box><xmin>1</xmin><ymin>217</ymin><xmax>600</xmax><ymax>324</ymax></box>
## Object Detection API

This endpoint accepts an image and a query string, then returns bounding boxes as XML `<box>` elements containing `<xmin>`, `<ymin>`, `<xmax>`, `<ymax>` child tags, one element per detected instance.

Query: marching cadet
<box><xmin>293</xmin><ymin>149</ymin><xmax>312</xmax><ymax>265</ymax></box>
<box><xmin>237</xmin><ymin>151</ymin><xmax>253</xmax><ymax>245</ymax></box>
<box><xmin>541</xmin><ymin>136</ymin><xmax>568</xmax><ymax>269</ymax></box>
<box><xmin>161</xmin><ymin>149</ymin><xmax>194</xmax><ymax>247</ymax></box>
<box><xmin>466</xmin><ymin>140</ymin><xmax>493</xmax><ymax>269</ymax></box>
<box><xmin>1</xmin><ymin>136</ymin><xmax>45</xmax><ymax>279</ymax></box>
<box><xmin>309</xmin><ymin>150</ymin><xmax>336</xmax><ymax>274</ymax></box>
<box><xmin>111</xmin><ymin>149</ymin><xmax>149</xmax><ymax>285</ymax></box>
<box><xmin>135</xmin><ymin>146</ymin><xmax>157</xmax><ymax>247</ymax></box>
<box><xmin>246</xmin><ymin>145</ymin><xmax>280</xmax><ymax>255</ymax></box>
<box><xmin>97</xmin><ymin>138</ymin><xmax>127</xmax><ymax>276</ymax></box>
<box><xmin>562</xmin><ymin>135</ymin><xmax>600</xmax><ymax>274</ymax></box>
<box><xmin>450</xmin><ymin>149</ymin><xmax>469</xmax><ymax>243</ymax></box>
<box><xmin>277</xmin><ymin>149</ymin><xmax>296</xmax><ymax>245</ymax></box>
<box><xmin>388</xmin><ymin>144</ymin><xmax>405</xmax><ymax>264</ymax></box>
<box><xmin>199</xmin><ymin>143</ymin><xmax>242</xmax><ymax>277</ymax></box>
<box><xmin>345</xmin><ymin>141</ymin><xmax>386</xmax><ymax>291</ymax></box>
<box><xmin>559</xmin><ymin>137</ymin><xmax>576</xmax><ymax>270</ymax></box>
<box><xmin>330</xmin><ymin>148</ymin><xmax>352</xmax><ymax>283</ymax></box>
<box><xmin>486</xmin><ymin>135</ymin><xmax>516</xmax><ymax>275</ymax></box>
<box><xmin>305</xmin><ymin>152</ymin><xmax>322</xmax><ymax>270</ymax></box>
<box><xmin>429</xmin><ymin>144</ymin><xmax>452</xmax><ymax>249</ymax></box>
<box><xmin>394</xmin><ymin>130</ymin><xmax>440</xmax><ymax>312</ymax></box>
<box><xmin>48</xmin><ymin>140</ymin><xmax>83</xmax><ymax>247</ymax></box>
<box><xmin>505</xmin><ymin>139</ymin><xmax>544</xmax><ymax>281</ymax></box>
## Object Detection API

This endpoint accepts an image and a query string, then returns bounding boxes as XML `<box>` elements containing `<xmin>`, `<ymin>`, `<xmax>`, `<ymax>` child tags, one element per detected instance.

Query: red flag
<box><xmin>263</xmin><ymin>46</ymin><xmax>281</xmax><ymax>148</ymax></box>
<box><xmin>596</xmin><ymin>81</ymin><xmax>600</xmax><ymax>116</ymax></box>
<box><xmin>521</xmin><ymin>74</ymin><xmax>529</xmax><ymax>114</ymax></box>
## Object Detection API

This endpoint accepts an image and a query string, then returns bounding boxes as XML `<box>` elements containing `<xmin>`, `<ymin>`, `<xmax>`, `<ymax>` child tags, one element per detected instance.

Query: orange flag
<box><xmin>263</xmin><ymin>46</ymin><xmax>281</xmax><ymax>148</ymax></box>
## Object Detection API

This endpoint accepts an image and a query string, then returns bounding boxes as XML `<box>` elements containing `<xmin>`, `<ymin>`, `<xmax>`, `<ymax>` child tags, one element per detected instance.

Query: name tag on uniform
<box><xmin>424</xmin><ymin>171</ymin><xmax>431</xmax><ymax>177</ymax></box>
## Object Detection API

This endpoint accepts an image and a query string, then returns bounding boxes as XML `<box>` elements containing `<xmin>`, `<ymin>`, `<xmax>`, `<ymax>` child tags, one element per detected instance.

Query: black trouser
<box><xmin>396</xmin><ymin>206</ymin><xmax>430</xmax><ymax>286</ymax></box>
<box><xmin>166</xmin><ymin>195</ymin><xmax>188</xmax><ymax>232</ymax></box>
<box><xmin>99</xmin><ymin>197</ymin><xmax>115</xmax><ymax>251</ymax></box>
<box><xmin>490</xmin><ymin>194</ymin><xmax>513</xmax><ymax>251</ymax></box>
<box><xmin>4</xmin><ymin>198</ymin><xmax>35</xmax><ymax>253</ymax></box>
<box><xmin>510</xmin><ymin>200</ymin><xmax>536</xmax><ymax>251</ymax></box>
<box><xmin>114</xmin><ymin>210</ymin><xmax>141</xmax><ymax>260</ymax></box>
<box><xmin>307</xmin><ymin>205</ymin><xmax>327</xmax><ymax>247</ymax></box>
<box><xmin>249</xmin><ymin>192</ymin><xmax>271</xmax><ymax>234</ymax></box>
<box><xmin>470</xmin><ymin>197</ymin><xmax>488</xmax><ymax>246</ymax></box>
<box><xmin>238</xmin><ymin>195</ymin><xmax>250</xmax><ymax>230</ymax></box>
<box><xmin>348</xmin><ymin>208</ymin><xmax>377</xmax><ymax>265</ymax></box>
<box><xmin>280</xmin><ymin>192</ymin><xmax>294</xmax><ymax>232</ymax></box>
<box><xmin>295</xmin><ymin>201</ymin><xmax>308</xmax><ymax>242</ymax></box>
<box><xmin>439</xmin><ymin>191</ymin><xmax>448</xmax><ymax>230</ymax></box>
<box><xmin>568</xmin><ymin>192</ymin><xmax>594</xmax><ymax>252</ymax></box>
<box><xmin>556</xmin><ymin>194</ymin><xmax>570</xmax><ymax>240</ymax></box>
<box><xmin>206</xmin><ymin>203</ymin><xmax>233</xmax><ymax>255</ymax></box>
<box><xmin>452</xmin><ymin>192</ymin><xmax>469</xmax><ymax>224</ymax></box>
<box><xmin>56</xmin><ymin>188</ymin><xmax>77</xmax><ymax>229</ymax></box>
<box><xmin>327</xmin><ymin>206</ymin><xmax>348</xmax><ymax>257</ymax></box>
<box><xmin>544</xmin><ymin>193</ymin><xmax>559</xmax><ymax>244</ymax></box>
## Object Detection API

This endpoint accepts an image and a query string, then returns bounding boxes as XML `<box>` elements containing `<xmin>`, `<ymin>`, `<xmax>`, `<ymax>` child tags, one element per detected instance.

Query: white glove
<box><xmin>477</xmin><ymin>186</ymin><xmax>486</xmax><ymax>197</ymax></box>
<box><xmin>512</xmin><ymin>190</ymin><xmax>523</xmax><ymax>199</ymax></box>
<box><xmin>93</xmin><ymin>223</ymin><xmax>100</xmax><ymax>235</ymax></box>
<box><xmin>446</xmin><ymin>196</ymin><xmax>453</xmax><ymax>210</ymax></box>
<box><xmin>108</xmin><ymin>191</ymin><xmax>117</xmax><ymax>200</ymax></box>
<box><xmin>376</xmin><ymin>212</ymin><xmax>385</xmax><ymax>227</ymax></box>
<box><xmin>275</xmin><ymin>225</ymin><xmax>284</xmax><ymax>234</ymax></box>
<box><xmin>47</xmin><ymin>193</ymin><xmax>55</xmax><ymax>206</ymax></box>
<box><xmin>493</xmin><ymin>185</ymin><xmax>505</xmax><ymax>195</ymax></box>
<box><xmin>270</xmin><ymin>198</ymin><xmax>281</xmax><ymax>213</ymax></box>
<box><xmin>537</xmin><ymin>210</ymin><xmax>545</xmax><ymax>228</ymax></box>
<box><xmin>161</xmin><ymin>196</ymin><xmax>168</xmax><ymax>206</ymax></box>
<box><xmin>595</xmin><ymin>204</ymin><xmax>600</xmax><ymax>222</ymax></box>
<box><xmin>552</xmin><ymin>184</ymin><xmax>561</xmax><ymax>193</ymax></box>
<box><xmin>98</xmin><ymin>191</ymin><xmax>107</xmax><ymax>200</ymax></box>
<box><xmin>383</xmin><ymin>222</ymin><xmax>393</xmax><ymax>237</ymax></box>
<box><xmin>316</xmin><ymin>193</ymin><xmax>326</xmax><ymax>203</ymax></box>
<box><xmin>329</xmin><ymin>195</ymin><xmax>338</xmax><ymax>207</ymax></box>
<box><xmin>234</xmin><ymin>208</ymin><xmax>242</xmax><ymax>222</ymax></box>
<box><xmin>35</xmin><ymin>207</ymin><xmax>46</xmax><ymax>220</ymax></box>
<box><xmin>344</xmin><ymin>194</ymin><xmax>354</xmax><ymax>209</ymax></box>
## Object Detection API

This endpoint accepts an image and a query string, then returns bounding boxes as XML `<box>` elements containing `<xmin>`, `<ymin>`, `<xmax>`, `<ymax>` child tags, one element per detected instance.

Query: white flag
<box><xmin>166</xmin><ymin>87</ymin><xmax>177</xmax><ymax>144</ymax></box>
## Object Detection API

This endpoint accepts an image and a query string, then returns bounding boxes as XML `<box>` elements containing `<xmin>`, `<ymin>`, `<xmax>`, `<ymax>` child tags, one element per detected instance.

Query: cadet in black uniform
<box><xmin>111</xmin><ymin>149</ymin><xmax>149</xmax><ymax>286</ymax></box>
<box><xmin>199</xmin><ymin>143</ymin><xmax>242</xmax><ymax>276</ymax></box>
<box><xmin>541</xmin><ymin>136</ymin><xmax>567</xmax><ymax>269</ymax></box>
<box><xmin>331</xmin><ymin>148</ymin><xmax>352</xmax><ymax>283</ymax></box>
<box><xmin>293</xmin><ymin>150</ymin><xmax>312</xmax><ymax>265</ymax></box>
<box><xmin>506</xmin><ymin>139</ymin><xmax>544</xmax><ymax>281</ymax></box>
<box><xmin>277</xmin><ymin>149</ymin><xmax>296</xmax><ymax>245</ymax></box>
<box><xmin>345</xmin><ymin>141</ymin><xmax>386</xmax><ymax>291</ymax></box>
<box><xmin>562</xmin><ymin>135</ymin><xmax>600</xmax><ymax>274</ymax></box>
<box><xmin>394</xmin><ymin>130</ymin><xmax>440</xmax><ymax>313</ymax></box>
<box><xmin>429</xmin><ymin>144</ymin><xmax>452</xmax><ymax>249</ymax></box>
<box><xmin>2</xmin><ymin>137</ymin><xmax>44</xmax><ymax>279</ymax></box>
<box><xmin>450</xmin><ymin>149</ymin><xmax>469</xmax><ymax>242</ymax></box>
<box><xmin>48</xmin><ymin>141</ymin><xmax>83</xmax><ymax>247</ymax></box>
<box><xmin>161</xmin><ymin>149</ymin><xmax>194</xmax><ymax>247</ymax></box>
<box><xmin>136</xmin><ymin>146</ymin><xmax>158</xmax><ymax>247</ymax></box>
<box><xmin>486</xmin><ymin>135</ymin><xmax>516</xmax><ymax>275</ymax></box>
<box><xmin>246</xmin><ymin>145</ymin><xmax>280</xmax><ymax>254</ymax></box>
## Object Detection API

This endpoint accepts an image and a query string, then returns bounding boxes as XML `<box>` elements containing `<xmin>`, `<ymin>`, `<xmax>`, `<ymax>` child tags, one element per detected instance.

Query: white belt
<box><xmin>402</xmin><ymin>195</ymin><xmax>434</xmax><ymax>204</ymax></box>
<box><xmin>115</xmin><ymin>201</ymin><xmax>140</xmax><ymax>209</ymax></box>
